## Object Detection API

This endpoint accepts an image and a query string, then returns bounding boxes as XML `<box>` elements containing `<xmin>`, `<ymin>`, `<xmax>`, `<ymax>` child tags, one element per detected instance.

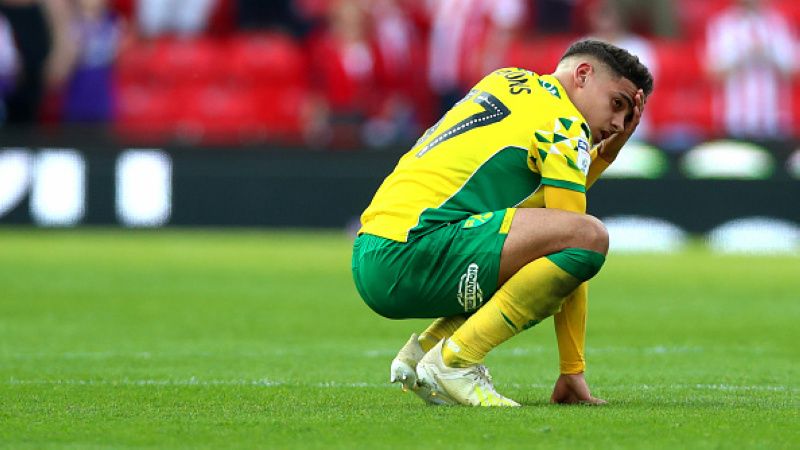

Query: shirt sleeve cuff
<box><xmin>559</xmin><ymin>361</ymin><xmax>586</xmax><ymax>374</ymax></box>
<box><xmin>541</xmin><ymin>177</ymin><xmax>586</xmax><ymax>193</ymax></box>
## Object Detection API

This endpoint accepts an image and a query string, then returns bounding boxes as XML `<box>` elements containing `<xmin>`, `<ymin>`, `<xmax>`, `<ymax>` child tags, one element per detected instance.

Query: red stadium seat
<box><xmin>115</xmin><ymin>84</ymin><xmax>180</xmax><ymax>142</ymax></box>
<box><xmin>254</xmin><ymin>86</ymin><xmax>308</xmax><ymax>139</ymax></box>
<box><xmin>652</xmin><ymin>40</ymin><xmax>704</xmax><ymax>90</ymax></box>
<box><xmin>678</xmin><ymin>0</ymin><xmax>731</xmax><ymax>41</ymax></box>
<box><xmin>149</xmin><ymin>38</ymin><xmax>227</xmax><ymax>87</ymax></box>
<box><xmin>116</xmin><ymin>42</ymin><xmax>160</xmax><ymax>86</ymax></box>
<box><xmin>505</xmin><ymin>36</ymin><xmax>576</xmax><ymax>74</ymax></box>
<box><xmin>228</xmin><ymin>33</ymin><xmax>309</xmax><ymax>87</ymax></box>
<box><xmin>117</xmin><ymin>37</ymin><xmax>228</xmax><ymax>90</ymax></box>
<box><xmin>774</xmin><ymin>0</ymin><xmax>800</xmax><ymax>25</ymax></box>
<box><xmin>647</xmin><ymin>81</ymin><xmax>716</xmax><ymax>139</ymax></box>
<box><xmin>172</xmin><ymin>86</ymin><xmax>261</xmax><ymax>145</ymax></box>
<box><xmin>792</xmin><ymin>81</ymin><xmax>800</xmax><ymax>138</ymax></box>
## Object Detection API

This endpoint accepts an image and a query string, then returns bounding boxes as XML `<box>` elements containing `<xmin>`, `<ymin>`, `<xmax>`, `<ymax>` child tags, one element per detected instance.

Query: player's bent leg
<box><xmin>444</xmin><ymin>219</ymin><xmax>607</xmax><ymax>367</ymax></box>
<box><xmin>498</xmin><ymin>208</ymin><xmax>608</xmax><ymax>286</ymax></box>
<box><xmin>441</xmin><ymin>250</ymin><xmax>603</xmax><ymax>362</ymax></box>
<box><xmin>358</xmin><ymin>209</ymin><xmax>608</xmax><ymax>406</ymax></box>
<box><xmin>419</xmin><ymin>210</ymin><xmax>608</xmax><ymax>405</ymax></box>
<box><xmin>424</xmin><ymin>254</ymin><xmax>604</xmax><ymax>406</ymax></box>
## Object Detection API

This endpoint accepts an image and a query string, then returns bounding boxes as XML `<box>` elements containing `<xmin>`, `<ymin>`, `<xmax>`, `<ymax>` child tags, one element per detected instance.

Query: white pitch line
<box><xmin>5</xmin><ymin>377</ymin><xmax>286</xmax><ymax>387</ymax></box>
<box><xmin>4</xmin><ymin>378</ymin><xmax>797</xmax><ymax>393</ymax></box>
<box><xmin>0</xmin><ymin>346</ymin><xmax>713</xmax><ymax>361</ymax></box>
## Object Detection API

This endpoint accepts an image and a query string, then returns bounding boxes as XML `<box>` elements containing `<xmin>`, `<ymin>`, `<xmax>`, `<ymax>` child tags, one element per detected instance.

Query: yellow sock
<box><xmin>443</xmin><ymin>257</ymin><xmax>583</xmax><ymax>367</ymax></box>
<box><xmin>418</xmin><ymin>315</ymin><xmax>467</xmax><ymax>352</ymax></box>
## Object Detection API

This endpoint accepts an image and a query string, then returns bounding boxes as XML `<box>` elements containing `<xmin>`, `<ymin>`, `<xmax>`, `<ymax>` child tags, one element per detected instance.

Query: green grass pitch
<box><xmin>1</xmin><ymin>228</ymin><xmax>797</xmax><ymax>449</ymax></box>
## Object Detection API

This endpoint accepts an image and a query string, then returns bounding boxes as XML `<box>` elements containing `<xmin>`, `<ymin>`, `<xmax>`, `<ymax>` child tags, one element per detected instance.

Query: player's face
<box><xmin>576</xmin><ymin>68</ymin><xmax>638</xmax><ymax>143</ymax></box>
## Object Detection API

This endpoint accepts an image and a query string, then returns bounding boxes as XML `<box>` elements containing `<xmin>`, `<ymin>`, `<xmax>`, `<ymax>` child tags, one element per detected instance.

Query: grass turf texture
<box><xmin>0</xmin><ymin>228</ymin><xmax>797</xmax><ymax>449</ymax></box>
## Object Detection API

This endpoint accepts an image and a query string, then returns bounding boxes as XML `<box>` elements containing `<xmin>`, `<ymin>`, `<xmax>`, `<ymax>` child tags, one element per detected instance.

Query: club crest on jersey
<box><xmin>457</xmin><ymin>263</ymin><xmax>483</xmax><ymax>312</ymax></box>
<box><xmin>463</xmin><ymin>212</ymin><xmax>494</xmax><ymax>229</ymax></box>
<box><xmin>576</xmin><ymin>138</ymin><xmax>589</xmax><ymax>153</ymax></box>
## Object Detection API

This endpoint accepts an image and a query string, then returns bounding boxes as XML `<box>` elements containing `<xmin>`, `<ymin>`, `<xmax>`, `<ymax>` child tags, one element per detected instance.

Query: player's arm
<box><xmin>553</xmin><ymin>282</ymin><xmax>587</xmax><ymax>374</ymax></box>
<box><xmin>541</xmin><ymin>165</ymin><xmax>596</xmax><ymax>402</ymax></box>
<box><xmin>543</xmin><ymin>185</ymin><xmax>585</xmax><ymax>213</ymax></box>
<box><xmin>536</xmin><ymin>124</ymin><xmax>590</xmax><ymax>374</ymax></box>
<box><xmin>585</xmin><ymin>144</ymin><xmax>611</xmax><ymax>189</ymax></box>
<box><xmin>550</xmin><ymin>283</ymin><xmax>604</xmax><ymax>404</ymax></box>
<box><xmin>545</xmin><ymin>185</ymin><xmax>589</xmax><ymax>376</ymax></box>
<box><xmin>542</xmin><ymin>186</ymin><xmax>603</xmax><ymax>404</ymax></box>
<box><xmin>534</xmin><ymin>121</ymin><xmax>604</xmax><ymax>404</ymax></box>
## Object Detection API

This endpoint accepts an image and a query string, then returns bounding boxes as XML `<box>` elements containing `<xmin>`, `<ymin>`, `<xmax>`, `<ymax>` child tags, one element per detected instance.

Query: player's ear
<box><xmin>574</xmin><ymin>62</ymin><xmax>593</xmax><ymax>88</ymax></box>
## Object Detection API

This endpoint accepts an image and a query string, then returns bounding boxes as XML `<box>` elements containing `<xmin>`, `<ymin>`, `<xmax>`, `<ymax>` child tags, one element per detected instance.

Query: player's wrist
<box><xmin>559</xmin><ymin>366</ymin><xmax>585</xmax><ymax>375</ymax></box>
<box><xmin>598</xmin><ymin>153</ymin><xmax>614</xmax><ymax>165</ymax></box>
<box><xmin>596</xmin><ymin>141</ymin><xmax>617</xmax><ymax>164</ymax></box>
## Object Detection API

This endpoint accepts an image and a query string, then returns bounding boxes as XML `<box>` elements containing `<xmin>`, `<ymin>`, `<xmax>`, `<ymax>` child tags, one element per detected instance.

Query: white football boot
<box><xmin>415</xmin><ymin>339</ymin><xmax>520</xmax><ymax>407</ymax></box>
<box><xmin>389</xmin><ymin>333</ymin><xmax>449</xmax><ymax>405</ymax></box>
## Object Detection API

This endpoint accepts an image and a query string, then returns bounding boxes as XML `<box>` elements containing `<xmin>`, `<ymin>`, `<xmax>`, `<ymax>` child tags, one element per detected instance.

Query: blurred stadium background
<box><xmin>0</xmin><ymin>0</ymin><xmax>798</xmax><ymax>253</ymax></box>
<box><xmin>1</xmin><ymin>2</ymin><xmax>798</xmax><ymax>447</ymax></box>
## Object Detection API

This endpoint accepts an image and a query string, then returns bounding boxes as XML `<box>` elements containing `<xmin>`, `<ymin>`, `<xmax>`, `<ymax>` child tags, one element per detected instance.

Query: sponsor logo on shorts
<box><xmin>457</xmin><ymin>263</ymin><xmax>484</xmax><ymax>312</ymax></box>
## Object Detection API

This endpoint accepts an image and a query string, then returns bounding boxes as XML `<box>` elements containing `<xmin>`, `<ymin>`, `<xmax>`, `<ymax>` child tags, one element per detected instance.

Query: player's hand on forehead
<box><xmin>613</xmin><ymin>77</ymin><xmax>639</xmax><ymax>122</ymax></box>
<box><xmin>598</xmin><ymin>87</ymin><xmax>645</xmax><ymax>163</ymax></box>
<box><xmin>621</xmin><ymin>85</ymin><xmax>645</xmax><ymax>127</ymax></box>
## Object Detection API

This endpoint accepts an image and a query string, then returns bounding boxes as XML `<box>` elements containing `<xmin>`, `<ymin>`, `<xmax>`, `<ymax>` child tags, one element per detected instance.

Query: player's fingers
<box><xmin>550</xmin><ymin>386</ymin><xmax>578</xmax><ymax>404</ymax></box>
<box><xmin>621</xmin><ymin>116</ymin><xmax>638</xmax><ymax>137</ymax></box>
<box><xmin>550</xmin><ymin>389</ymin><xmax>566</xmax><ymax>403</ymax></box>
<box><xmin>551</xmin><ymin>394</ymin><xmax>579</xmax><ymax>404</ymax></box>
<box><xmin>627</xmin><ymin>102</ymin><xmax>643</xmax><ymax>132</ymax></box>
<box><xmin>579</xmin><ymin>396</ymin><xmax>607</xmax><ymax>405</ymax></box>
<box><xmin>621</xmin><ymin>96</ymin><xmax>643</xmax><ymax>135</ymax></box>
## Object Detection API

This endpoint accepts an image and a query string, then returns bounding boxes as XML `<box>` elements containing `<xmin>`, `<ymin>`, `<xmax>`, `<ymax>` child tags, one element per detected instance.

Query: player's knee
<box><xmin>547</xmin><ymin>217</ymin><xmax>607</xmax><ymax>282</ymax></box>
<box><xmin>547</xmin><ymin>247</ymin><xmax>606</xmax><ymax>282</ymax></box>
<box><xmin>581</xmin><ymin>215</ymin><xmax>609</xmax><ymax>255</ymax></box>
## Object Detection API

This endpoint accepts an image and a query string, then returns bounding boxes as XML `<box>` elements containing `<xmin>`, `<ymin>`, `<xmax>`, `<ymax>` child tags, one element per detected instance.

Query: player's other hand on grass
<box><xmin>550</xmin><ymin>373</ymin><xmax>607</xmax><ymax>405</ymax></box>
<box><xmin>597</xmin><ymin>89</ymin><xmax>646</xmax><ymax>164</ymax></box>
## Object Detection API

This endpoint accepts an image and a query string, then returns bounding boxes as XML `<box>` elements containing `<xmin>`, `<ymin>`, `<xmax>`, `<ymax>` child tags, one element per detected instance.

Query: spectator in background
<box><xmin>705</xmin><ymin>0</ymin><xmax>796</xmax><ymax>140</ymax></box>
<box><xmin>0</xmin><ymin>0</ymin><xmax>71</xmax><ymax>125</ymax></box>
<box><xmin>533</xmin><ymin>0</ymin><xmax>579</xmax><ymax>34</ymax></box>
<box><xmin>137</xmin><ymin>0</ymin><xmax>216</xmax><ymax>38</ymax></box>
<box><xmin>236</xmin><ymin>0</ymin><xmax>311</xmax><ymax>37</ymax></box>
<box><xmin>362</xmin><ymin>0</ymin><xmax>421</xmax><ymax>147</ymax></box>
<box><xmin>607</xmin><ymin>0</ymin><xmax>679</xmax><ymax>38</ymax></box>
<box><xmin>586</xmin><ymin>0</ymin><xmax>656</xmax><ymax>140</ymax></box>
<box><xmin>62</xmin><ymin>0</ymin><xmax>123</xmax><ymax>123</ymax></box>
<box><xmin>0</xmin><ymin>14</ymin><xmax>19</xmax><ymax>122</ymax></box>
<box><xmin>426</xmin><ymin>0</ymin><xmax>526</xmax><ymax>116</ymax></box>
<box><xmin>307</xmin><ymin>0</ymin><xmax>376</xmax><ymax>146</ymax></box>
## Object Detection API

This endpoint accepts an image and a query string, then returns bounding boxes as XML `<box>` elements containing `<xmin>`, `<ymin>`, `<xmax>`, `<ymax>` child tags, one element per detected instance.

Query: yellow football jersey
<box><xmin>359</xmin><ymin>68</ymin><xmax>594</xmax><ymax>242</ymax></box>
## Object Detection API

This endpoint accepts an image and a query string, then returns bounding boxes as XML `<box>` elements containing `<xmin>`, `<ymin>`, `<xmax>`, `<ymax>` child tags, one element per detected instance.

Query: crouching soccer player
<box><xmin>352</xmin><ymin>39</ymin><xmax>652</xmax><ymax>406</ymax></box>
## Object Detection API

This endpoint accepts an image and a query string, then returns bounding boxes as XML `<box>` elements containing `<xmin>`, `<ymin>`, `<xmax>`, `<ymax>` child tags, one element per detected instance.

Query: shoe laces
<box><xmin>470</xmin><ymin>365</ymin><xmax>514</xmax><ymax>405</ymax></box>
<box><xmin>470</xmin><ymin>365</ymin><xmax>495</xmax><ymax>387</ymax></box>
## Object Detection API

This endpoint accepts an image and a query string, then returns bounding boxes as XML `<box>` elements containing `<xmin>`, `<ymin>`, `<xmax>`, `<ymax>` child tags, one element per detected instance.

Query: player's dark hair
<box><xmin>561</xmin><ymin>39</ymin><xmax>654</xmax><ymax>97</ymax></box>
